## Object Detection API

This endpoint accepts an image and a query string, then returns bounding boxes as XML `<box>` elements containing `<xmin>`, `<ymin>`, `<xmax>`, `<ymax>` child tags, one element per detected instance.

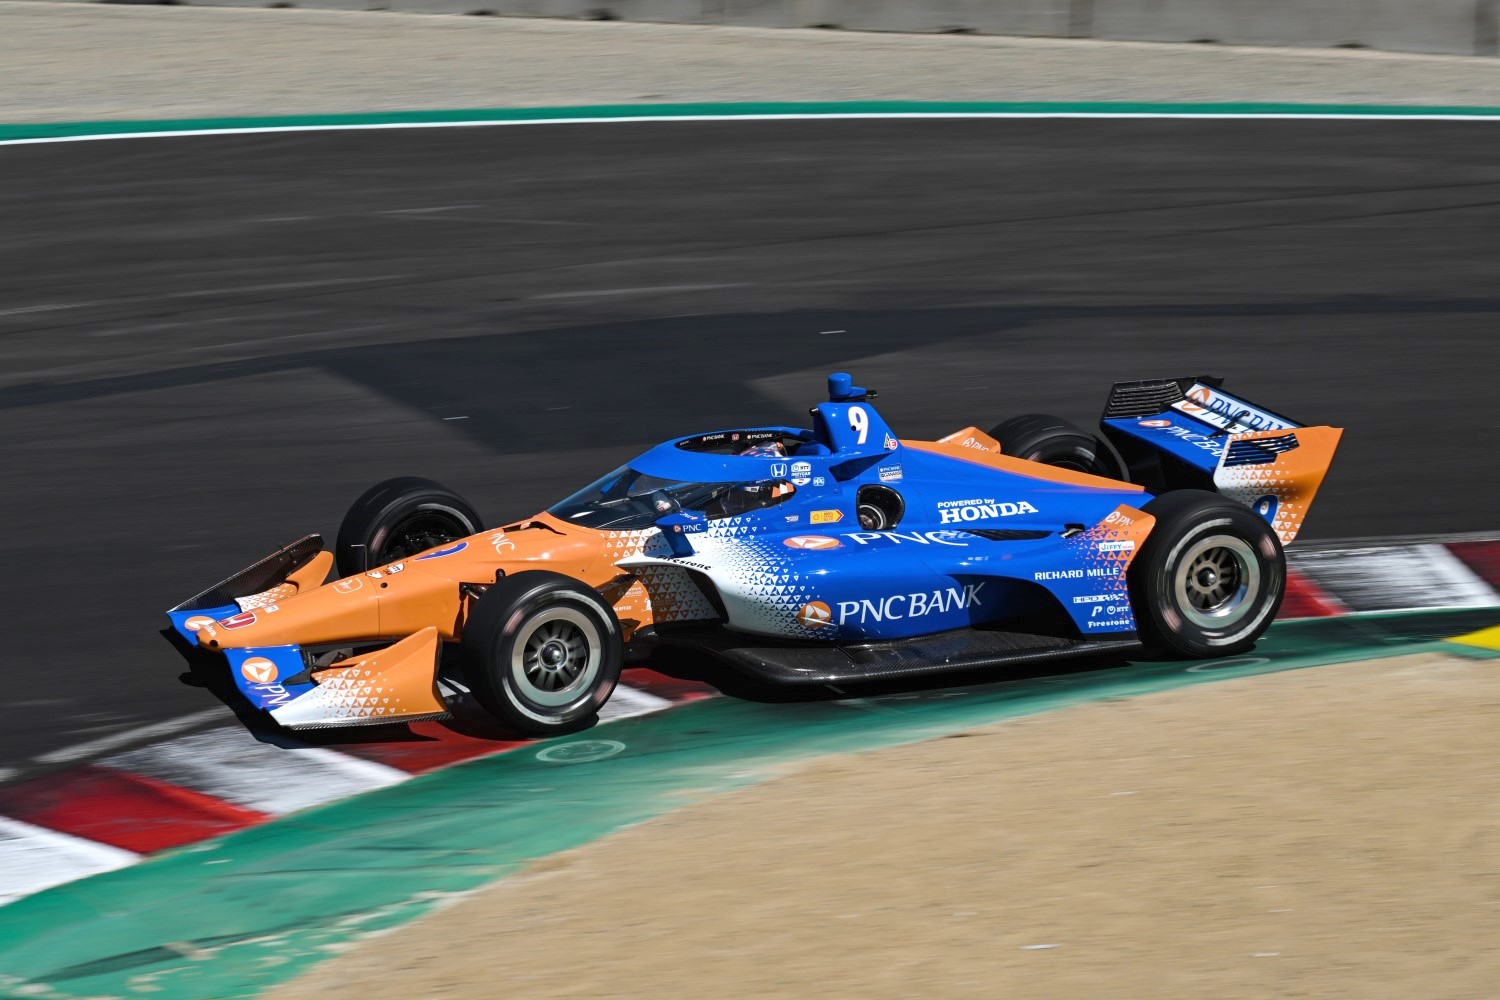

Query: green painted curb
<box><xmin>0</xmin><ymin>608</ymin><xmax>1494</xmax><ymax>997</ymax></box>
<box><xmin>3</xmin><ymin>100</ymin><xmax>1500</xmax><ymax>143</ymax></box>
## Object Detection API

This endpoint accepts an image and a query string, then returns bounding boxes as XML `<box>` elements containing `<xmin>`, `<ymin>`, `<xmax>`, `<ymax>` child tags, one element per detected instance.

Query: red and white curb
<box><xmin>2</xmin><ymin>537</ymin><xmax>1496</xmax><ymax>906</ymax></box>
<box><xmin>0</xmin><ymin>818</ymin><xmax>139</xmax><ymax>904</ymax></box>
<box><xmin>1287</xmin><ymin>539</ymin><xmax>1499</xmax><ymax>615</ymax></box>
<box><xmin>0</xmin><ymin>670</ymin><xmax>710</xmax><ymax>905</ymax></box>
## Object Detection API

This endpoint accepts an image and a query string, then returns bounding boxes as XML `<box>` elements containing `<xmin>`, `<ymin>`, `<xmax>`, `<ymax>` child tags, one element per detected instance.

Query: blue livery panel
<box><xmin>1105</xmin><ymin>413</ymin><xmax>1230</xmax><ymax>474</ymax></box>
<box><xmin>166</xmin><ymin>605</ymin><xmax>239</xmax><ymax>645</ymax></box>
<box><xmin>1104</xmin><ymin>380</ymin><xmax>1304</xmax><ymax>475</ymax></box>
<box><xmin>632</xmin><ymin>434</ymin><xmax>1154</xmax><ymax>642</ymax></box>
<box><xmin>773</xmin><ymin>523</ymin><xmax>1142</xmax><ymax>639</ymax></box>
<box><xmin>223</xmin><ymin>646</ymin><xmax>314</xmax><ymax>711</ymax></box>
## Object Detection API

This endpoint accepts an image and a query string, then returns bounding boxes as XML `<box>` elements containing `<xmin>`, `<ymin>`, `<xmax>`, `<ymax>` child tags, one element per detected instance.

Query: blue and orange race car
<box><xmin>168</xmin><ymin>373</ymin><xmax>1341</xmax><ymax>736</ymax></box>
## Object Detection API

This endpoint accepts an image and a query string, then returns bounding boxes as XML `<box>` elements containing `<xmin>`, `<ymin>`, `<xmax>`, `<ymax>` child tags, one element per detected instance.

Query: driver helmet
<box><xmin>712</xmin><ymin>480</ymin><xmax>795</xmax><ymax>518</ymax></box>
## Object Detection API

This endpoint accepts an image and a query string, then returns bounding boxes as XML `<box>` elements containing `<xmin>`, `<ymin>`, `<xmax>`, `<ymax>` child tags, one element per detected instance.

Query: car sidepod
<box><xmin>620</xmin><ymin>498</ymin><xmax>1155</xmax><ymax>643</ymax></box>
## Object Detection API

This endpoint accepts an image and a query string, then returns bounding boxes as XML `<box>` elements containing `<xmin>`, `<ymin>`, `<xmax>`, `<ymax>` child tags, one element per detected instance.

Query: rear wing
<box><xmin>1099</xmin><ymin>377</ymin><xmax>1342</xmax><ymax>544</ymax></box>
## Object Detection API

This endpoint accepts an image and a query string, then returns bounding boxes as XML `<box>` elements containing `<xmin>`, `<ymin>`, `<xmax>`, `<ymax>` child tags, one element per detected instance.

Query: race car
<box><xmin>168</xmin><ymin>373</ymin><xmax>1341</xmax><ymax>736</ymax></box>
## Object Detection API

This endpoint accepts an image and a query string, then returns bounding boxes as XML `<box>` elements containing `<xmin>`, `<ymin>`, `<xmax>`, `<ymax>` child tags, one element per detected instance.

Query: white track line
<box><xmin>92</xmin><ymin>687</ymin><xmax>676</xmax><ymax>817</ymax></box>
<box><xmin>32</xmin><ymin>706</ymin><xmax>235</xmax><ymax>766</ymax></box>
<box><xmin>599</xmin><ymin>685</ymin><xmax>674</xmax><ymax>722</ymax></box>
<box><xmin>99</xmin><ymin>727</ymin><xmax>406</xmax><ymax>816</ymax></box>
<box><xmin>0</xmin><ymin>817</ymin><xmax>138</xmax><ymax>906</ymax></box>
<box><xmin>1297</xmin><ymin>529</ymin><xmax>1500</xmax><ymax>548</ymax></box>
<box><xmin>1</xmin><ymin>110</ymin><xmax>1498</xmax><ymax>148</ymax></box>
<box><xmin>1291</xmin><ymin>544</ymin><xmax>1500</xmax><ymax>613</ymax></box>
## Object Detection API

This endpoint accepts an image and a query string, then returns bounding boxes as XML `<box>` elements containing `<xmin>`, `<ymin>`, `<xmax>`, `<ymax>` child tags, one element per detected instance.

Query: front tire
<box><xmin>988</xmin><ymin>414</ymin><xmax>1128</xmax><ymax>481</ymax></box>
<box><xmin>462</xmin><ymin>571</ymin><xmax>623</xmax><ymax>736</ymax></box>
<box><xmin>1129</xmin><ymin>490</ymin><xmax>1285</xmax><ymax>658</ymax></box>
<box><xmin>335</xmin><ymin>476</ymin><xmax>483</xmax><ymax>576</ymax></box>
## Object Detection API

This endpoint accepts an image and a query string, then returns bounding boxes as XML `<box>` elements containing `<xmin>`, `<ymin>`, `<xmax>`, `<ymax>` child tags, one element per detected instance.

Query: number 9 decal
<box><xmin>849</xmin><ymin>405</ymin><xmax>869</xmax><ymax>445</ymax></box>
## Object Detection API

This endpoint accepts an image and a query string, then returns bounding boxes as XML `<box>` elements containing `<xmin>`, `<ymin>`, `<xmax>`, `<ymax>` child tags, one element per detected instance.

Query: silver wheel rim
<box><xmin>1173</xmin><ymin>534</ymin><xmax>1261</xmax><ymax>630</ymax></box>
<box><xmin>510</xmin><ymin>606</ymin><xmax>602</xmax><ymax>708</ymax></box>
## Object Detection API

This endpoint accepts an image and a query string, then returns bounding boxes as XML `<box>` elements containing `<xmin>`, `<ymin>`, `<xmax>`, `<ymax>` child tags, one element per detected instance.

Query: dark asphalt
<box><xmin>1</xmin><ymin>119</ymin><xmax>1495</xmax><ymax>768</ymax></box>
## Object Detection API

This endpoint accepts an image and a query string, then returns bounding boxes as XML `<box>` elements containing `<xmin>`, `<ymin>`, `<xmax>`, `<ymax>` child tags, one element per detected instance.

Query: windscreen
<box><xmin>549</xmin><ymin>466</ymin><xmax>793</xmax><ymax>530</ymax></box>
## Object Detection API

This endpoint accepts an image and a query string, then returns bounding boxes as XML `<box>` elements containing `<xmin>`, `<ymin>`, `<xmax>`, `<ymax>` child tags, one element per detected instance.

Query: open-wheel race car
<box><xmin>168</xmin><ymin>373</ymin><xmax>1342</xmax><ymax>735</ymax></box>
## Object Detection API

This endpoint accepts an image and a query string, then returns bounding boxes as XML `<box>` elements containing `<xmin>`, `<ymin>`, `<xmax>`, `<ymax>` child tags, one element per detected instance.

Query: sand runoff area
<box><xmin>3</xmin><ymin>2</ymin><xmax>1500</xmax><ymax>123</ymax></box>
<box><xmin>275</xmin><ymin>649</ymin><xmax>1500</xmax><ymax>999</ymax></box>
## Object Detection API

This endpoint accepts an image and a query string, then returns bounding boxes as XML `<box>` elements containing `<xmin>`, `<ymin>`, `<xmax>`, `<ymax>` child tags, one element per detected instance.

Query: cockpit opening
<box><xmin>549</xmin><ymin>465</ymin><xmax>797</xmax><ymax>530</ymax></box>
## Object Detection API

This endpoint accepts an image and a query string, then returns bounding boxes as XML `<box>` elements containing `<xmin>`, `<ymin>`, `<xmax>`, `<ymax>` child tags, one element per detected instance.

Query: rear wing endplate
<box><xmin>1100</xmin><ymin>377</ymin><xmax>1342</xmax><ymax>543</ymax></box>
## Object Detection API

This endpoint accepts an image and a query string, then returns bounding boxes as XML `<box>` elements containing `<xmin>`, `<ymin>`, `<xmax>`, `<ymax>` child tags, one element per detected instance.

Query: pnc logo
<box><xmin>183</xmin><ymin>615</ymin><xmax>216</xmax><ymax>632</ymax></box>
<box><xmin>796</xmin><ymin>601</ymin><xmax>833</xmax><ymax>628</ymax></box>
<box><xmin>1138</xmin><ymin>419</ymin><xmax>1171</xmax><ymax>428</ymax></box>
<box><xmin>784</xmin><ymin>535</ymin><xmax>841</xmax><ymax>550</ymax></box>
<box><xmin>240</xmin><ymin>657</ymin><xmax>278</xmax><ymax>684</ymax></box>
<box><xmin>836</xmin><ymin>582</ymin><xmax>986</xmax><ymax>626</ymax></box>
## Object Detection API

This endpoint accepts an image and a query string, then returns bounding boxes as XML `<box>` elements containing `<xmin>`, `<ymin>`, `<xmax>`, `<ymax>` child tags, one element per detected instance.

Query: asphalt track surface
<box><xmin>1</xmin><ymin>118</ymin><xmax>1496</xmax><ymax>768</ymax></box>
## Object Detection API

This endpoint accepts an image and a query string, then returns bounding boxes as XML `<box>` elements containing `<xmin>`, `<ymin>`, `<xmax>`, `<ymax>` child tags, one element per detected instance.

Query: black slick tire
<box><xmin>988</xmin><ymin>414</ymin><xmax>1129</xmax><ymax>480</ymax></box>
<box><xmin>1128</xmin><ymin>489</ymin><xmax>1285</xmax><ymax>658</ymax></box>
<box><xmin>335</xmin><ymin>476</ymin><xmax>483</xmax><ymax>576</ymax></box>
<box><xmin>462</xmin><ymin>571</ymin><xmax>623</xmax><ymax>736</ymax></box>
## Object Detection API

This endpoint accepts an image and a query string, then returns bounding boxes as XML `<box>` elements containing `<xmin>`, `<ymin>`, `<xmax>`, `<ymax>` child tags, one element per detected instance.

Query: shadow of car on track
<box><xmin>643</xmin><ymin>642</ymin><xmax>1154</xmax><ymax>704</ymax></box>
<box><xmin>162</xmin><ymin>625</ymin><xmax>1157</xmax><ymax>749</ymax></box>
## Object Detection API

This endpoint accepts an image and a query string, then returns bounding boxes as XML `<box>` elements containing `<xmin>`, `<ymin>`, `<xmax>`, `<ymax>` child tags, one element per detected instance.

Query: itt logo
<box><xmin>796</xmin><ymin>601</ymin><xmax>833</xmax><ymax>628</ymax></box>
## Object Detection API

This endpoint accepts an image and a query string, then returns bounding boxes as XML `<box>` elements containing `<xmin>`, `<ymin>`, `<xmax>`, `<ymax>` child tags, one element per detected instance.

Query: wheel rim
<box><xmin>376</xmin><ymin>506</ymin><xmax>472</xmax><ymax>562</ymax></box>
<box><xmin>1173</xmin><ymin>534</ymin><xmax>1261</xmax><ymax>630</ymax></box>
<box><xmin>510</xmin><ymin>606</ymin><xmax>602</xmax><ymax>709</ymax></box>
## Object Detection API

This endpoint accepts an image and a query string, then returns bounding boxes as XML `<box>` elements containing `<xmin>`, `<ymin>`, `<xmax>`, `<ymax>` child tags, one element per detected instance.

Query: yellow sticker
<box><xmin>809</xmin><ymin>509</ymin><xmax>844</xmax><ymax>524</ymax></box>
<box><xmin>1450</xmin><ymin>625</ymin><xmax>1500</xmax><ymax>652</ymax></box>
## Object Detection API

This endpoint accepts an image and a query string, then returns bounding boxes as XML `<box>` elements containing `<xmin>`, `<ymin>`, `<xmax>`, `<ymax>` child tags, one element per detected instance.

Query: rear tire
<box><xmin>988</xmin><ymin>414</ymin><xmax>1128</xmax><ymax>481</ymax></box>
<box><xmin>1128</xmin><ymin>490</ymin><xmax>1285</xmax><ymax>658</ymax></box>
<box><xmin>462</xmin><ymin>571</ymin><xmax>623</xmax><ymax>736</ymax></box>
<box><xmin>335</xmin><ymin>476</ymin><xmax>483</xmax><ymax>576</ymax></box>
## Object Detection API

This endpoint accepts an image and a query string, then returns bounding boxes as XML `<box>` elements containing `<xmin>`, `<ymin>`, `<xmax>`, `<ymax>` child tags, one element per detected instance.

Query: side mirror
<box><xmin>655</xmin><ymin>510</ymin><xmax>708</xmax><ymax>557</ymax></box>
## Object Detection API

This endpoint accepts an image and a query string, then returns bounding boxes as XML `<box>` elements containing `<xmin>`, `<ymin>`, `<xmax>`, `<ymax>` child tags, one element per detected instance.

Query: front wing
<box><xmin>166</xmin><ymin>536</ymin><xmax>450</xmax><ymax>730</ymax></box>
